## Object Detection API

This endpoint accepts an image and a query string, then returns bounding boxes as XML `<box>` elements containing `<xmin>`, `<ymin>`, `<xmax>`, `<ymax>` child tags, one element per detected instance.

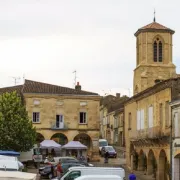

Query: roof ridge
<box><xmin>0</xmin><ymin>84</ymin><xmax>23</xmax><ymax>89</ymax></box>
<box><xmin>24</xmin><ymin>79</ymin><xmax>99</xmax><ymax>95</ymax></box>
<box><xmin>135</xmin><ymin>21</ymin><xmax>175</xmax><ymax>36</ymax></box>
<box><xmin>25</xmin><ymin>79</ymin><xmax>74</xmax><ymax>90</ymax></box>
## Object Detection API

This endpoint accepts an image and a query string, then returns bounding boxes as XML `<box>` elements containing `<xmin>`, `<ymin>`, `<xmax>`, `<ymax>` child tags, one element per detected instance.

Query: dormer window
<box><xmin>153</xmin><ymin>38</ymin><xmax>163</xmax><ymax>62</ymax></box>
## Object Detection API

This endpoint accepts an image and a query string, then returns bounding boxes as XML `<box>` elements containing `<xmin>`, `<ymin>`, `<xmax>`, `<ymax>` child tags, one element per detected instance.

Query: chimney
<box><xmin>116</xmin><ymin>93</ymin><xmax>120</xmax><ymax>98</ymax></box>
<box><xmin>75</xmin><ymin>82</ymin><xmax>81</xmax><ymax>91</ymax></box>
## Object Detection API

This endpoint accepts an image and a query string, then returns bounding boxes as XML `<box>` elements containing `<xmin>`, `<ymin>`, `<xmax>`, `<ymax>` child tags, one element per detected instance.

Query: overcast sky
<box><xmin>0</xmin><ymin>0</ymin><xmax>179</xmax><ymax>96</ymax></box>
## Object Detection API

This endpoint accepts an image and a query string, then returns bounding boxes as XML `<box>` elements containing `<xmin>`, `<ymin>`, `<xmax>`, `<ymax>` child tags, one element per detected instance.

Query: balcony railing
<box><xmin>129</xmin><ymin>126</ymin><xmax>170</xmax><ymax>140</ymax></box>
<box><xmin>129</xmin><ymin>129</ymin><xmax>148</xmax><ymax>140</ymax></box>
<box><xmin>147</xmin><ymin>126</ymin><xmax>161</xmax><ymax>138</ymax></box>
<box><xmin>51</xmin><ymin>122</ymin><xmax>68</xmax><ymax>130</ymax></box>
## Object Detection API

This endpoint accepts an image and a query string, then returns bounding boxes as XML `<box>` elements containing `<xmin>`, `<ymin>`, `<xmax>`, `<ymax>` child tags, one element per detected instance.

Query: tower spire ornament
<box><xmin>154</xmin><ymin>9</ymin><xmax>156</xmax><ymax>22</ymax></box>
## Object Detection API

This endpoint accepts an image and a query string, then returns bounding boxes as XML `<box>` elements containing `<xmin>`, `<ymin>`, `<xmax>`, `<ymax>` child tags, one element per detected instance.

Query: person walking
<box><xmin>129</xmin><ymin>171</ymin><xmax>136</xmax><ymax>180</ymax></box>
<box><xmin>56</xmin><ymin>161</ymin><xmax>63</xmax><ymax>179</ymax></box>
<box><xmin>104</xmin><ymin>151</ymin><xmax>109</xmax><ymax>163</ymax></box>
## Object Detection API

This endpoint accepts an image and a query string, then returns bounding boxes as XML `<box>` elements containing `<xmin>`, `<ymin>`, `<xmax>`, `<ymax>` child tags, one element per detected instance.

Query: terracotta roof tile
<box><xmin>0</xmin><ymin>85</ymin><xmax>23</xmax><ymax>94</ymax></box>
<box><xmin>135</xmin><ymin>21</ymin><xmax>175</xmax><ymax>36</ymax></box>
<box><xmin>0</xmin><ymin>79</ymin><xmax>99</xmax><ymax>96</ymax></box>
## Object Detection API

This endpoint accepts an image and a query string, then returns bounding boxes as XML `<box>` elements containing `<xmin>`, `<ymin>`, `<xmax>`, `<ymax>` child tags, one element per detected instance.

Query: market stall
<box><xmin>61</xmin><ymin>141</ymin><xmax>87</xmax><ymax>159</ymax></box>
<box><xmin>40</xmin><ymin>140</ymin><xmax>61</xmax><ymax>158</ymax></box>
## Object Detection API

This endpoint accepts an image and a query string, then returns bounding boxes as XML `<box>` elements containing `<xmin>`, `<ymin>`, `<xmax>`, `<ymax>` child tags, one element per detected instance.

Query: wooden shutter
<box><xmin>148</xmin><ymin>106</ymin><xmax>153</xmax><ymax>128</ymax></box>
<box><xmin>140</xmin><ymin>109</ymin><xmax>144</xmax><ymax>129</ymax></box>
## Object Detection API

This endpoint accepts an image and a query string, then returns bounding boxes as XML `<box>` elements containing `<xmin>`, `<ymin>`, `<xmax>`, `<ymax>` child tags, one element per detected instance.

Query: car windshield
<box><xmin>106</xmin><ymin>146</ymin><xmax>114</xmax><ymax>151</ymax></box>
<box><xmin>99</xmin><ymin>141</ymin><xmax>108</xmax><ymax>147</ymax></box>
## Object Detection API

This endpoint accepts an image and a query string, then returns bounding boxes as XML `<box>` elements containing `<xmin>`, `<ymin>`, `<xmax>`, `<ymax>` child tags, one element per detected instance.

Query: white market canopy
<box><xmin>62</xmin><ymin>141</ymin><xmax>87</xmax><ymax>150</ymax></box>
<box><xmin>40</xmin><ymin>140</ymin><xmax>61</xmax><ymax>149</ymax></box>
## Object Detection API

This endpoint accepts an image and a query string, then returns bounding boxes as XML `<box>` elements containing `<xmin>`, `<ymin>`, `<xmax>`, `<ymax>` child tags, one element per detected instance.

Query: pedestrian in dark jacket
<box><xmin>129</xmin><ymin>171</ymin><xmax>136</xmax><ymax>180</ymax></box>
<box><xmin>104</xmin><ymin>151</ymin><xmax>109</xmax><ymax>163</ymax></box>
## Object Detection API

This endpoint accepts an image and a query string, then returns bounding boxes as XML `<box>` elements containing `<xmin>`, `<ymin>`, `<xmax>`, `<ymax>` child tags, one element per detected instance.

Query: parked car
<box><xmin>39</xmin><ymin>162</ymin><xmax>85</xmax><ymax>179</ymax></box>
<box><xmin>101</xmin><ymin>146</ymin><xmax>117</xmax><ymax>158</ymax></box>
<box><xmin>44</xmin><ymin>156</ymin><xmax>94</xmax><ymax>167</ymax></box>
<box><xmin>99</xmin><ymin>139</ymin><xmax>108</xmax><ymax>154</ymax></box>
<box><xmin>39</xmin><ymin>164</ymin><xmax>57</xmax><ymax>179</ymax></box>
<box><xmin>52</xmin><ymin>167</ymin><xmax>125</xmax><ymax>180</ymax></box>
<box><xmin>44</xmin><ymin>156</ymin><xmax>78</xmax><ymax>165</ymax></box>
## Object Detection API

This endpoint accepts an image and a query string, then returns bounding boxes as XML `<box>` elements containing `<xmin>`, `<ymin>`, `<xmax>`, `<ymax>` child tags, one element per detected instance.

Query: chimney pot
<box><xmin>116</xmin><ymin>93</ymin><xmax>120</xmax><ymax>98</ymax></box>
<box><xmin>75</xmin><ymin>82</ymin><xmax>81</xmax><ymax>91</ymax></box>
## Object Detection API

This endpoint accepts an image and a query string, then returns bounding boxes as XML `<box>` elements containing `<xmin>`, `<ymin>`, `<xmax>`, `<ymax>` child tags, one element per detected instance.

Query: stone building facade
<box><xmin>170</xmin><ymin>99</ymin><xmax>180</xmax><ymax>180</ymax></box>
<box><xmin>100</xmin><ymin>94</ymin><xmax>128</xmax><ymax>147</ymax></box>
<box><xmin>125</xmin><ymin>19</ymin><xmax>179</xmax><ymax>180</ymax></box>
<box><xmin>0</xmin><ymin>79</ymin><xmax>101</xmax><ymax>161</ymax></box>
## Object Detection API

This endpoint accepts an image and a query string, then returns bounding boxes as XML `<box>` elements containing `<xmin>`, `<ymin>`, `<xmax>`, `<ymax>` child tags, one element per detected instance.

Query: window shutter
<box><xmin>140</xmin><ymin>109</ymin><xmax>144</xmax><ymax>129</ymax></box>
<box><xmin>148</xmin><ymin>106</ymin><xmax>153</xmax><ymax>128</ymax></box>
<box><xmin>137</xmin><ymin>111</ymin><xmax>140</xmax><ymax>130</ymax></box>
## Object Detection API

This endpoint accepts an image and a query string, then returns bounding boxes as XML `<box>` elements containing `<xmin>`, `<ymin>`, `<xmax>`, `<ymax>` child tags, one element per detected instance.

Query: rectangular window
<box><xmin>159</xmin><ymin>42</ymin><xmax>162</xmax><ymax>62</ymax></box>
<box><xmin>165</xmin><ymin>101</ymin><xmax>169</xmax><ymax>127</ymax></box>
<box><xmin>137</xmin><ymin>109</ymin><xmax>144</xmax><ymax>130</ymax></box>
<box><xmin>56</xmin><ymin>115</ymin><xmax>63</xmax><ymax>128</ymax></box>
<box><xmin>79</xmin><ymin>112</ymin><xmax>87</xmax><ymax>124</ymax></box>
<box><xmin>128</xmin><ymin>113</ymin><xmax>132</xmax><ymax>130</ymax></box>
<box><xmin>32</xmin><ymin>112</ymin><xmax>40</xmax><ymax>123</ymax></box>
<box><xmin>154</xmin><ymin>42</ymin><xmax>157</xmax><ymax>62</ymax></box>
<box><xmin>120</xmin><ymin>115</ymin><xmax>124</xmax><ymax>126</ymax></box>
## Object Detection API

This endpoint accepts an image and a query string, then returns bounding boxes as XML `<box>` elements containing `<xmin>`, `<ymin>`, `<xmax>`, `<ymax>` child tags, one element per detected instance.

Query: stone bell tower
<box><xmin>133</xmin><ymin>18</ymin><xmax>176</xmax><ymax>95</ymax></box>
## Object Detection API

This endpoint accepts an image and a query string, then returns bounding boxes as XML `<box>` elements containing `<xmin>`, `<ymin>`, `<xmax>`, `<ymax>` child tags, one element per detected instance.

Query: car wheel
<box><xmin>48</xmin><ymin>174</ymin><xmax>53</xmax><ymax>179</ymax></box>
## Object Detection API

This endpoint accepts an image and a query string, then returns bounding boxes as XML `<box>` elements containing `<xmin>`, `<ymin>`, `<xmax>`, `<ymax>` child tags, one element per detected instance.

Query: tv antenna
<box><xmin>73</xmin><ymin>70</ymin><xmax>77</xmax><ymax>86</ymax></box>
<box><xmin>11</xmin><ymin>77</ymin><xmax>20</xmax><ymax>85</ymax></box>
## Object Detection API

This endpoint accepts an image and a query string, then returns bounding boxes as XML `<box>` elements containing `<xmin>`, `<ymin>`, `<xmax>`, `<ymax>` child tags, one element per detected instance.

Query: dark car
<box><xmin>101</xmin><ymin>146</ymin><xmax>117</xmax><ymax>158</ymax></box>
<box><xmin>39</xmin><ymin>162</ymin><xmax>86</xmax><ymax>179</ymax></box>
<box><xmin>39</xmin><ymin>164</ymin><xmax>57</xmax><ymax>179</ymax></box>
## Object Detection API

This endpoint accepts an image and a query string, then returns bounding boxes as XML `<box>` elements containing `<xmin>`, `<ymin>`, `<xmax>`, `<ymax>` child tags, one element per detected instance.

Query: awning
<box><xmin>62</xmin><ymin>141</ymin><xmax>87</xmax><ymax>150</ymax></box>
<box><xmin>40</xmin><ymin>140</ymin><xmax>61</xmax><ymax>149</ymax></box>
<box><xmin>0</xmin><ymin>150</ymin><xmax>20</xmax><ymax>156</ymax></box>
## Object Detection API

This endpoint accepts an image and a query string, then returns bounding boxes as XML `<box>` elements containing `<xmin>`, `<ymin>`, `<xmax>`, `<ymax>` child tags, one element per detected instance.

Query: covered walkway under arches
<box><xmin>51</xmin><ymin>133</ymin><xmax>68</xmax><ymax>145</ymax></box>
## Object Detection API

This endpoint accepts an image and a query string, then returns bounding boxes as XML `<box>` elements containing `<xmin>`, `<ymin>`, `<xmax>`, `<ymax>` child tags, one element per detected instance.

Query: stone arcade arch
<box><xmin>158</xmin><ymin>149</ymin><xmax>168</xmax><ymax>180</ymax></box>
<box><xmin>147</xmin><ymin>149</ymin><xmax>156</xmax><ymax>176</ymax></box>
<box><xmin>73</xmin><ymin>133</ymin><xmax>92</xmax><ymax>149</ymax></box>
<box><xmin>36</xmin><ymin>133</ymin><xmax>45</xmax><ymax>143</ymax></box>
<box><xmin>51</xmin><ymin>133</ymin><xmax>68</xmax><ymax>145</ymax></box>
<box><xmin>129</xmin><ymin>143</ymin><xmax>137</xmax><ymax>170</ymax></box>
<box><xmin>138</xmin><ymin>150</ymin><xmax>147</xmax><ymax>171</ymax></box>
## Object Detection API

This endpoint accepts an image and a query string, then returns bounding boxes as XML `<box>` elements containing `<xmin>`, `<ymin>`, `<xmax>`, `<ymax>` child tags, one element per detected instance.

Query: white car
<box><xmin>99</xmin><ymin>139</ymin><xmax>108</xmax><ymax>154</ymax></box>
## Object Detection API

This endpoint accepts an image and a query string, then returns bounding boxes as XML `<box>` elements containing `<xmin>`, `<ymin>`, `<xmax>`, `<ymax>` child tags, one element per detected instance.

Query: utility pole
<box><xmin>11</xmin><ymin>77</ymin><xmax>20</xmax><ymax>85</ymax></box>
<box><xmin>23</xmin><ymin>74</ymin><xmax>25</xmax><ymax>83</ymax></box>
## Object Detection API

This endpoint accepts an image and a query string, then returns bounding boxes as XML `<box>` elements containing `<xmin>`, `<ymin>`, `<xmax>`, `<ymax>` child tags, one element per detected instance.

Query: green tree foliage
<box><xmin>0</xmin><ymin>91</ymin><xmax>36</xmax><ymax>152</ymax></box>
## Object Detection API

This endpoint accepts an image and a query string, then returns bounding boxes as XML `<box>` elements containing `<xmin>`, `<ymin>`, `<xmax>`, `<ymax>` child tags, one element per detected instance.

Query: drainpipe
<box><xmin>170</xmin><ymin>108</ymin><xmax>172</xmax><ymax>180</ymax></box>
<box><xmin>170</xmin><ymin>88</ymin><xmax>173</xmax><ymax>180</ymax></box>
